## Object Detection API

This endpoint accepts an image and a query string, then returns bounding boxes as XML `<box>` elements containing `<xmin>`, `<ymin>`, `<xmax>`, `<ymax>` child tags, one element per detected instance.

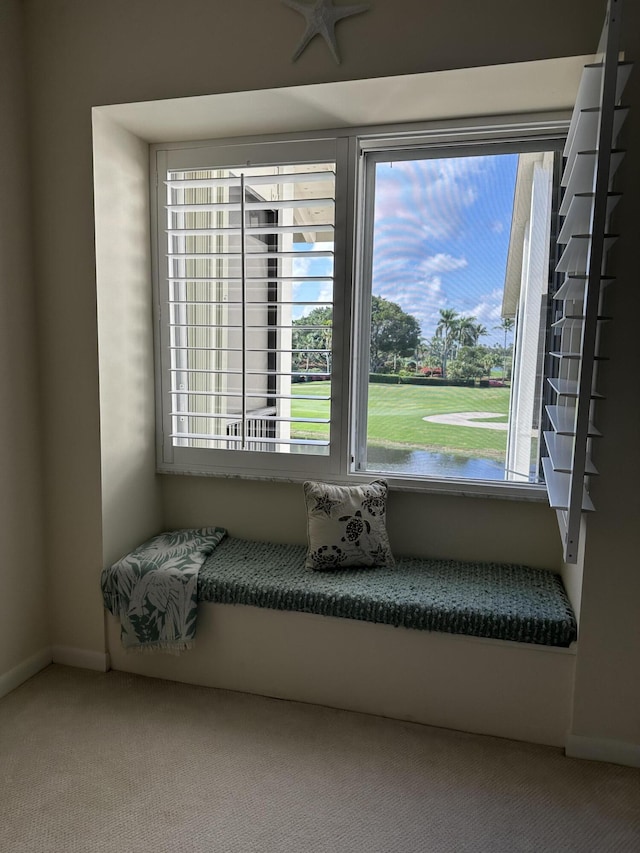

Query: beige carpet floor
<box><xmin>0</xmin><ymin>665</ymin><xmax>638</xmax><ymax>853</ymax></box>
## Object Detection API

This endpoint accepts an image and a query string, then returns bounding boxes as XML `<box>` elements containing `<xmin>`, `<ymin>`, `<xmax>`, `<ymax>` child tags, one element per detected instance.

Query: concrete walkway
<box><xmin>423</xmin><ymin>411</ymin><xmax>509</xmax><ymax>431</ymax></box>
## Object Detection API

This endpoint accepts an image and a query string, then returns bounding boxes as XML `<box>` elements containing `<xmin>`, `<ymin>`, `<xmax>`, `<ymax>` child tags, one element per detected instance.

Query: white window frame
<box><xmin>151</xmin><ymin>114</ymin><xmax>569</xmax><ymax>499</ymax></box>
<box><xmin>351</xmin><ymin>132</ymin><xmax>565</xmax><ymax>489</ymax></box>
<box><xmin>153</xmin><ymin>136</ymin><xmax>350</xmax><ymax>481</ymax></box>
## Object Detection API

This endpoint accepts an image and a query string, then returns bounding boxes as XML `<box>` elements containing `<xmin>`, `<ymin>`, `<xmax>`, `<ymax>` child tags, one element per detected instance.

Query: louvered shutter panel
<box><xmin>163</xmin><ymin>164</ymin><xmax>335</xmax><ymax>456</ymax></box>
<box><xmin>542</xmin><ymin>0</ymin><xmax>631</xmax><ymax>562</ymax></box>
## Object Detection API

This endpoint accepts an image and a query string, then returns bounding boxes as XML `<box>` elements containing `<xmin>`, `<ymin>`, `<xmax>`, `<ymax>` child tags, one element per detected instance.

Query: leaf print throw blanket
<box><xmin>101</xmin><ymin>527</ymin><xmax>227</xmax><ymax>653</ymax></box>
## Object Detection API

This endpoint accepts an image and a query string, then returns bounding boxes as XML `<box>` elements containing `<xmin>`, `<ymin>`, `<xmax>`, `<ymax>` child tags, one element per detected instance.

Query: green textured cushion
<box><xmin>197</xmin><ymin>537</ymin><xmax>577</xmax><ymax>647</ymax></box>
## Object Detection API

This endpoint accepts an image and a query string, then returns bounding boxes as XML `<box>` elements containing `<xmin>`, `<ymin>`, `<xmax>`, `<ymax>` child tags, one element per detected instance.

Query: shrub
<box><xmin>401</xmin><ymin>377</ymin><xmax>475</xmax><ymax>387</ymax></box>
<box><xmin>369</xmin><ymin>373</ymin><xmax>401</xmax><ymax>384</ymax></box>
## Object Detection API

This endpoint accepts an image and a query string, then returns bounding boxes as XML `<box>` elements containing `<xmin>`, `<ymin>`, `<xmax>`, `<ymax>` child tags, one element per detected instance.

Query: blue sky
<box><xmin>291</xmin><ymin>152</ymin><xmax>519</xmax><ymax>346</ymax></box>
<box><xmin>290</xmin><ymin>250</ymin><xmax>333</xmax><ymax>319</ymax></box>
<box><xmin>371</xmin><ymin>153</ymin><xmax>518</xmax><ymax>347</ymax></box>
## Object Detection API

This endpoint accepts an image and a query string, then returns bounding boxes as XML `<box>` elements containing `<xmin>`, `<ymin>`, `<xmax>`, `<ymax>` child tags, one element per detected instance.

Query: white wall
<box><xmin>0</xmin><ymin>0</ymin><xmax>49</xmax><ymax>692</ymax></box>
<box><xmin>19</xmin><ymin>0</ymin><xmax>639</xmax><ymax>759</ymax></box>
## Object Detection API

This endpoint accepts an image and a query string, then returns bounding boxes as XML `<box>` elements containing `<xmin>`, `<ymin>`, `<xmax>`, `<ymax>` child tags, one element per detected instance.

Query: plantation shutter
<box><xmin>161</xmin><ymin>158</ymin><xmax>336</xmax><ymax>459</ymax></box>
<box><xmin>542</xmin><ymin>0</ymin><xmax>631</xmax><ymax>562</ymax></box>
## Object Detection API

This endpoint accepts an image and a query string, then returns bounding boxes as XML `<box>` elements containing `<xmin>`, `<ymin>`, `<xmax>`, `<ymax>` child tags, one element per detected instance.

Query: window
<box><xmin>155</xmin><ymin>138</ymin><xmax>347</xmax><ymax>479</ymax></box>
<box><xmin>352</xmin><ymin>142</ymin><xmax>561</xmax><ymax>484</ymax></box>
<box><xmin>153</xmin><ymin>120</ymin><xmax>566</xmax><ymax>494</ymax></box>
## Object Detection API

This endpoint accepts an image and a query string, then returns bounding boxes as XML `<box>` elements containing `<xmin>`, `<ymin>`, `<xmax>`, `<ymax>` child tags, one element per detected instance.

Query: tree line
<box><xmin>291</xmin><ymin>297</ymin><xmax>514</xmax><ymax>381</ymax></box>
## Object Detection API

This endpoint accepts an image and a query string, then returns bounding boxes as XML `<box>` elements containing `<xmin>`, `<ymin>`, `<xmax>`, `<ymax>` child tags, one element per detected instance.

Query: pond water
<box><xmin>366</xmin><ymin>445</ymin><xmax>506</xmax><ymax>480</ymax></box>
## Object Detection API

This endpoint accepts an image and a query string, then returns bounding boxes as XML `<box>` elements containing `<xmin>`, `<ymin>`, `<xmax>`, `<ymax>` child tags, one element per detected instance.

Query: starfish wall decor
<box><xmin>282</xmin><ymin>0</ymin><xmax>370</xmax><ymax>65</ymax></box>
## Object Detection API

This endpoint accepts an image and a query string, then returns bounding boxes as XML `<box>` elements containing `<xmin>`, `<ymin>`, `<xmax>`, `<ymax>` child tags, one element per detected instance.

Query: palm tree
<box><xmin>473</xmin><ymin>322</ymin><xmax>488</xmax><ymax>343</ymax></box>
<box><xmin>456</xmin><ymin>315</ymin><xmax>479</xmax><ymax>347</ymax></box>
<box><xmin>495</xmin><ymin>317</ymin><xmax>515</xmax><ymax>378</ymax></box>
<box><xmin>435</xmin><ymin>308</ymin><xmax>459</xmax><ymax>379</ymax></box>
<box><xmin>415</xmin><ymin>338</ymin><xmax>430</xmax><ymax>373</ymax></box>
<box><xmin>496</xmin><ymin>317</ymin><xmax>514</xmax><ymax>348</ymax></box>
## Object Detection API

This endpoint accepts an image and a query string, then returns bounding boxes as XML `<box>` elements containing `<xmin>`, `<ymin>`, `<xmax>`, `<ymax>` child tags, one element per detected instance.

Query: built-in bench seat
<box><xmin>197</xmin><ymin>537</ymin><xmax>577</xmax><ymax>648</ymax></box>
<box><xmin>106</xmin><ymin>535</ymin><xmax>579</xmax><ymax>746</ymax></box>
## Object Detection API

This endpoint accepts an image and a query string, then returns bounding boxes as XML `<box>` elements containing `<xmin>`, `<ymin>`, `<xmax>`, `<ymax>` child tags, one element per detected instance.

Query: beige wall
<box><xmin>0</xmin><ymin>0</ymin><xmax>49</xmax><ymax>682</ymax></box>
<box><xmin>163</xmin><ymin>476</ymin><xmax>561</xmax><ymax>568</ymax></box>
<box><xmin>93</xmin><ymin>113</ymin><xmax>163</xmax><ymax>568</ymax></box>
<box><xmin>569</xmin><ymin>0</ymin><xmax>640</xmax><ymax>752</ymax></box>
<box><xmin>107</xmin><ymin>607</ymin><xmax>576</xmax><ymax>747</ymax></box>
<box><xmin>18</xmin><ymin>0</ymin><xmax>639</xmax><ymax>755</ymax></box>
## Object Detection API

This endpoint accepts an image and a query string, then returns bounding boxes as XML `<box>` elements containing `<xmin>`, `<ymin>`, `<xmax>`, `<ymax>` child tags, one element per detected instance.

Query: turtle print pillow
<box><xmin>303</xmin><ymin>480</ymin><xmax>395</xmax><ymax>571</ymax></box>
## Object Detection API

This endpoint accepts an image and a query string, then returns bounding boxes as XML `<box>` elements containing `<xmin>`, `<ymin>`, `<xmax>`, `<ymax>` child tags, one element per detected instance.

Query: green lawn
<box><xmin>291</xmin><ymin>381</ymin><xmax>510</xmax><ymax>459</ymax></box>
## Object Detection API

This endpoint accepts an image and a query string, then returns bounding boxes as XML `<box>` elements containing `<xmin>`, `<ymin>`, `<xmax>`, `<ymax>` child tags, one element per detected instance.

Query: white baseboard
<box><xmin>566</xmin><ymin>734</ymin><xmax>640</xmax><ymax>768</ymax></box>
<box><xmin>52</xmin><ymin>646</ymin><xmax>111</xmax><ymax>672</ymax></box>
<box><xmin>0</xmin><ymin>648</ymin><xmax>53</xmax><ymax>700</ymax></box>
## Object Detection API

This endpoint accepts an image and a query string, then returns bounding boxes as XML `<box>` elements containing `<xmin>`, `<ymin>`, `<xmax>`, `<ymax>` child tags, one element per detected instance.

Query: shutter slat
<box><xmin>545</xmin><ymin>405</ymin><xmax>601</xmax><ymax>437</ymax></box>
<box><xmin>543</xmin><ymin>432</ymin><xmax>598</xmax><ymax>475</ymax></box>
<box><xmin>167</xmin><ymin>250</ymin><xmax>334</xmax><ymax>260</ymax></box>
<box><xmin>168</xmin><ymin>389</ymin><xmax>330</xmax><ymax>401</ymax></box>
<box><xmin>542</xmin><ymin>458</ymin><xmax>595</xmax><ymax>512</ymax></box>
<box><xmin>557</xmin><ymin>192</ymin><xmax>620</xmax><ymax>244</ymax></box>
<box><xmin>167</xmin><ymin>276</ymin><xmax>333</xmax><ymax>284</ymax></box>
<box><xmin>167</xmin><ymin>223</ymin><xmax>334</xmax><ymax>237</ymax></box>
<box><xmin>166</xmin><ymin>170</ymin><xmax>335</xmax><ymax>189</ymax></box>
<box><xmin>169</xmin><ymin>432</ymin><xmax>329</xmax><ymax>447</ymax></box>
<box><xmin>167</xmin><ymin>198</ymin><xmax>334</xmax><ymax>213</ymax></box>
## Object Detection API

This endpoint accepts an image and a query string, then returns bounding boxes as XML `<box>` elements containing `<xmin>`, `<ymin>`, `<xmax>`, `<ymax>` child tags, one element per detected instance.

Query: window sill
<box><xmin>158</xmin><ymin>463</ymin><xmax>548</xmax><ymax>503</ymax></box>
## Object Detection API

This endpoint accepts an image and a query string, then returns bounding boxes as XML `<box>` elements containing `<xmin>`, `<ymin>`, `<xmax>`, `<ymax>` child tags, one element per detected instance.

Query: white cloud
<box><xmin>368</xmin><ymin>153</ymin><xmax>515</xmax><ymax>344</ymax></box>
<box><xmin>460</xmin><ymin>288</ymin><xmax>505</xmax><ymax>341</ymax></box>
<box><xmin>372</xmin><ymin>156</ymin><xmax>489</xmax><ymax>240</ymax></box>
<box><xmin>369</xmin><ymin>155</ymin><xmax>492</xmax><ymax>333</ymax></box>
<box><xmin>374</xmin><ymin>274</ymin><xmax>445</xmax><ymax>336</ymax></box>
<box><xmin>372</xmin><ymin>247</ymin><xmax>469</xmax><ymax>335</ymax></box>
<box><xmin>292</xmin><ymin>255</ymin><xmax>313</xmax><ymax>277</ymax></box>
<box><xmin>470</xmin><ymin>299</ymin><xmax>503</xmax><ymax>325</ymax></box>
<box><xmin>417</xmin><ymin>254</ymin><xmax>468</xmax><ymax>275</ymax></box>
